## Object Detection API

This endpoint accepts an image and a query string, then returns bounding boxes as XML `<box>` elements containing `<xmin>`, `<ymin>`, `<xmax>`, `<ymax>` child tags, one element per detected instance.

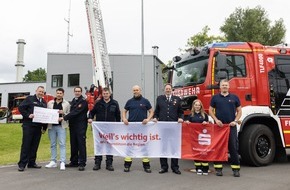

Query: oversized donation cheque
<box><xmin>92</xmin><ymin>122</ymin><xmax>230</xmax><ymax>161</ymax></box>
<box><xmin>32</xmin><ymin>106</ymin><xmax>59</xmax><ymax>124</ymax></box>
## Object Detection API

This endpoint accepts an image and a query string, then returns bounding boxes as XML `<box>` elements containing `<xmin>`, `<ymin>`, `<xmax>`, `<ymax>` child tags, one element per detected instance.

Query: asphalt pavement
<box><xmin>1</xmin><ymin>157</ymin><xmax>290</xmax><ymax>190</ymax></box>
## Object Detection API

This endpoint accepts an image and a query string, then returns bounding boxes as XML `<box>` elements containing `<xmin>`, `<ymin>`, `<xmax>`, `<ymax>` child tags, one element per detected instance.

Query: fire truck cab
<box><xmin>166</xmin><ymin>42</ymin><xmax>290</xmax><ymax>166</ymax></box>
<box><xmin>11</xmin><ymin>96</ymin><xmax>26</xmax><ymax>121</ymax></box>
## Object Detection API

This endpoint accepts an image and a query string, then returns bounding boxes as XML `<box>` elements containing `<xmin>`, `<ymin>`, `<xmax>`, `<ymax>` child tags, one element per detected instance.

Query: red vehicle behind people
<box><xmin>11</xmin><ymin>94</ymin><xmax>54</xmax><ymax>122</ymax></box>
<box><xmin>164</xmin><ymin>42</ymin><xmax>290</xmax><ymax>166</ymax></box>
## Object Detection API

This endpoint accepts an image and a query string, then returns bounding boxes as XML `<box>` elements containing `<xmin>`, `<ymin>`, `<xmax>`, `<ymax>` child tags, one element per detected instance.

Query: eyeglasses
<box><xmin>74</xmin><ymin>91</ymin><xmax>81</xmax><ymax>92</ymax></box>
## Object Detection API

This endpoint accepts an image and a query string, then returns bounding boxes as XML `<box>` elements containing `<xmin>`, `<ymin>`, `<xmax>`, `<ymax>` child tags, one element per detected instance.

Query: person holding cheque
<box><xmin>45</xmin><ymin>88</ymin><xmax>70</xmax><ymax>171</ymax></box>
<box><xmin>64</xmin><ymin>86</ymin><xmax>89</xmax><ymax>171</ymax></box>
<box><xmin>17</xmin><ymin>86</ymin><xmax>47</xmax><ymax>172</ymax></box>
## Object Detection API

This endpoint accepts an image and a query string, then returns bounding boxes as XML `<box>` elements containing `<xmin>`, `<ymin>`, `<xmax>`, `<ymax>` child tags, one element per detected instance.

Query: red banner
<box><xmin>181</xmin><ymin>123</ymin><xmax>230</xmax><ymax>161</ymax></box>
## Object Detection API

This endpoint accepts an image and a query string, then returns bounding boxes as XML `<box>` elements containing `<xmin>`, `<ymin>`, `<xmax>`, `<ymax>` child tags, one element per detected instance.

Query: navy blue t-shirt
<box><xmin>124</xmin><ymin>96</ymin><xmax>152</xmax><ymax>122</ymax></box>
<box><xmin>210</xmin><ymin>93</ymin><xmax>240</xmax><ymax>123</ymax></box>
<box><xmin>188</xmin><ymin>112</ymin><xmax>208</xmax><ymax>123</ymax></box>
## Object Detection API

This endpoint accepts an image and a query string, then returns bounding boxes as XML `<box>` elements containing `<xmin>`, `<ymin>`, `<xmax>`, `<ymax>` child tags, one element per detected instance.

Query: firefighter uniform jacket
<box><xmin>64</xmin><ymin>95</ymin><xmax>88</xmax><ymax>126</ymax></box>
<box><xmin>154</xmin><ymin>95</ymin><xmax>183</xmax><ymax>121</ymax></box>
<box><xmin>18</xmin><ymin>94</ymin><xmax>47</xmax><ymax>168</ymax></box>
<box><xmin>88</xmin><ymin>98</ymin><xmax>121</xmax><ymax>122</ymax></box>
<box><xmin>19</xmin><ymin>94</ymin><xmax>47</xmax><ymax>127</ymax></box>
<box><xmin>63</xmin><ymin>95</ymin><xmax>88</xmax><ymax>167</ymax></box>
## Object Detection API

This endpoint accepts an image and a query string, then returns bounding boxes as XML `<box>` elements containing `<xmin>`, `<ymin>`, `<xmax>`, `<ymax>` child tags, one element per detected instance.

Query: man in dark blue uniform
<box><xmin>64</xmin><ymin>86</ymin><xmax>88</xmax><ymax>171</ymax></box>
<box><xmin>153</xmin><ymin>83</ymin><xmax>184</xmax><ymax>175</ymax></box>
<box><xmin>88</xmin><ymin>87</ymin><xmax>121</xmax><ymax>171</ymax></box>
<box><xmin>122</xmin><ymin>85</ymin><xmax>154</xmax><ymax>173</ymax></box>
<box><xmin>18</xmin><ymin>86</ymin><xmax>48</xmax><ymax>172</ymax></box>
<box><xmin>209</xmin><ymin>79</ymin><xmax>242</xmax><ymax>177</ymax></box>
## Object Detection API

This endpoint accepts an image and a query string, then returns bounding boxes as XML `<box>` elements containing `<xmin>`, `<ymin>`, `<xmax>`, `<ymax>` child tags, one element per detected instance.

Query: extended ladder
<box><xmin>85</xmin><ymin>0</ymin><xmax>112</xmax><ymax>91</ymax></box>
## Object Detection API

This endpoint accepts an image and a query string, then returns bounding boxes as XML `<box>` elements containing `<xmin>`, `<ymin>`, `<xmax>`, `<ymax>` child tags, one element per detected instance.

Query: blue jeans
<box><xmin>48</xmin><ymin>125</ymin><xmax>66</xmax><ymax>163</ymax></box>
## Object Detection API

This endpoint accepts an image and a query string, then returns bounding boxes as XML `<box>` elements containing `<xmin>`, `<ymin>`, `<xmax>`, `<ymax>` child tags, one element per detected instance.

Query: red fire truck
<box><xmin>10</xmin><ymin>94</ymin><xmax>54</xmax><ymax>122</ymax></box>
<box><xmin>164</xmin><ymin>42</ymin><xmax>290</xmax><ymax>166</ymax></box>
<box><xmin>11</xmin><ymin>96</ymin><xmax>26</xmax><ymax>121</ymax></box>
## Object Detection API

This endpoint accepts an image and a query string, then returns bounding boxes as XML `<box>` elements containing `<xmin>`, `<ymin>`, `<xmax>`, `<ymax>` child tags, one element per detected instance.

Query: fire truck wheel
<box><xmin>239</xmin><ymin>124</ymin><xmax>276</xmax><ymax>166</ymax></box>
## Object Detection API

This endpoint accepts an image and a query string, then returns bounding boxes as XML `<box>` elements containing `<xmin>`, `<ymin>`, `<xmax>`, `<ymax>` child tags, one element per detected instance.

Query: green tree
<box><xmin>220</xmin><ymin>6</ymin><xmax>286</xmax><ymax>45</ymax></box>
<box><xmin>23</xmin><ymin>67</ymin><xmax>46</xmax><ymax>82</ymax></box>
<box><xmin>186</xmin><ymin>26</ymin><xmax>225</xmax><ymax>48</ymax></box>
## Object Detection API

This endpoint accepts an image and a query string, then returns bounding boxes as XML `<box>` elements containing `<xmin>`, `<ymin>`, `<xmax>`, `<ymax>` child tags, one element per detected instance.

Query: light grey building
<box><xmin>46</xmin><ymin>53</ymin><xmax>164</xmax><ymax>109</ymax></box>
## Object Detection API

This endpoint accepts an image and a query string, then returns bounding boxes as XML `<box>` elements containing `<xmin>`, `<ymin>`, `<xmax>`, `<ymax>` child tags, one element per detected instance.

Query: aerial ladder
<box><xmin>85</xmin><ymin>0</ymin><xmax>112</xmax><ymax>109</ymax></box>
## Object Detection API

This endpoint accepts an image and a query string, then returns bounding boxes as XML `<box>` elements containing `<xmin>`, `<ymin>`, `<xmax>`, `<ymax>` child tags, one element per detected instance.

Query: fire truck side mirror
<box><xmin>172</xmin><ymin>56</ymin><xmax>182</xmax><ymax>62</ymax></box>
<box><xmin>162</xmin><ymin>66</ymin><xmax>174</xmax><ymax>83</ymax></box>
<box><xmin>162</xmin><ymin>67</ymin><xmax>169</xmax><ymax>74</ymax></box>
<box><xmin>217</xmin><ymin>71</ymin><xmax>228</xmax><ymax>80</ymax></box>
<box><xmin>162</xmin><ymin>65</ymin><xmax>174</xmax><ymax>74</ymax></box>
<box><xmin>215</xmin><ymin>53</ymin><xmax>228</xmax><ymax>81</ymax></box>
<box><xmin>216</xmin><ymin>54</ymin><xmax>227</xmax><ymax>70</ymax></box>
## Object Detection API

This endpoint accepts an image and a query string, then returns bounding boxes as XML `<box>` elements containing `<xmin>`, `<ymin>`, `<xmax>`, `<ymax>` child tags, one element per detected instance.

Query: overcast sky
<box><xmin>0</xmin><ymin>0</ymin><xmax>289</xmax><ymax>83</ymax></box>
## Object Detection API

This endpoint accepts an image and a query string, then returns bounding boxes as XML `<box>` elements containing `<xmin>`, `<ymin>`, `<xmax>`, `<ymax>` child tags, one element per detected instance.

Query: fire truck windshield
<box><xmin>172</xmin><ymin>56</ymin><xmax>209</xmax><ymax>87</ymax></box>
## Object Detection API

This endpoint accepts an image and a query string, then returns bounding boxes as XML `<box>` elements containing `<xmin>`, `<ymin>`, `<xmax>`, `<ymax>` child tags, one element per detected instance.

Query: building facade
<box><xmin>46</xmin><ymin>53</ymin><xmax>164</xmax><ymax>109</ymax></box>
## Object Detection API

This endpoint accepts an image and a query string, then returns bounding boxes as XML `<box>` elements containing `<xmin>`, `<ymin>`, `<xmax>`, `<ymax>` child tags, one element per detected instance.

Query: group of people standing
<box><xmin>17</xmin><ymin>86</ymin><xmax>88</xmax><ymax>172</ymax></box>
<box><xmin>17</xmin><ymin>79</ymin><xmax>242</xmax><ymax>177</ymax></box>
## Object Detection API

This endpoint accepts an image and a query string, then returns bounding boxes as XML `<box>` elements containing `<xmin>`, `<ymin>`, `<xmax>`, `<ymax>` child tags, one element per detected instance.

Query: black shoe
<box><xmin>172</xmin><ymin>169</ymin><xmax>181</xmax><ymax>175</ymax></box>
<box><xmin>106</xmin><ymin>165</ymin><xmax>114</xmax><ymax>171</ymax></box>
<box><xmin>144</xmin><ymin>168</ymin><xmax>152</xmax><ymax>173</ymax></box>
<box><xmin>202</xmin><ymin>168</ymin><xmax>209</xmax><ymax>175</ymax></box>
<box><xmin>93</xmin><ymin>164</ymin><xmax>101</xmax><ymax>171</ymax></box>
<box><xmin>18</xmin><ymin>167</ymin><xmax>25</xmax><ymax>172</ymax></box>
<box><xmin>124</xmin><ymin>167</ymin><xmax>130</xmax><ymax>172</ymax></box>
<box><xmin>216</xmin><ymin>169</ymin><xmax>223</xmax><ymax>176</ymax></box>
<box><xmin>65</xmin><ymin>163</ymin><xmax>78</xmax><ymax>167</ymax></box>
<box><xmin>78</xmin><ymin>166</ymin><xmax>85</xmax><ymax>171</ymax></box>
<box><xmin>159</xmin><ymin>168</ymin><xmax>168</xmax><ymax>174</ymax></box>
<box><xmin>233</xmin><ymin>170</ymin><xmax>240</xmax><ymax>177</ymax></box>
<box><xmin>27</xmin><ymin>164</ymin><xmax>42</xmax><ymax>169</ymax></box>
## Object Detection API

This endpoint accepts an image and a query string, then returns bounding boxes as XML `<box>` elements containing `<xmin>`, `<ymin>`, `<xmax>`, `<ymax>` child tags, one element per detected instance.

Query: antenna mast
<box><xmin>65</xmin><ymin>0</ymin><xmax>73</xmax><ymax>53</ymax></box>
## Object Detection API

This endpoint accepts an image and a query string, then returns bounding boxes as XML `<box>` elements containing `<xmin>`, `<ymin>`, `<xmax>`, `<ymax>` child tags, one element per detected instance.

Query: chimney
<box><xmin>15</xmin><ymin>39</ymin><xmax>26</xmax><ymax>82</ymax></box>
<box><xmin>152</xmin><ymin>45</ymin><xmax>159</xmax><ymax>57</ymax></box>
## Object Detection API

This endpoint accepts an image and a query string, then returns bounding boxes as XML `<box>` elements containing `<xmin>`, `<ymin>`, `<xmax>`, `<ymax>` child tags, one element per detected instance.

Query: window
<box><xmin>269</xmin><ymin>56</ymin><xmax>290</xmax><ymax>112</ymax></box>
<box><xmin>52</xmin><ymin>75</ymin><xmax>63</xmax><ymax>87</ymax></box>
<box><xmin>215</xmin><ymin>54</ymin><xmax>246</xmax><ymax>81</ymax></box>
<box><xmin>68</xmin><ymin>74</ymin><xmax>80</xmax><ymax>87</ymax></box>
<box><xmin>172</xmin><ymin>56</ymin><xmax>209</xmax><ymax>87</ymax></box>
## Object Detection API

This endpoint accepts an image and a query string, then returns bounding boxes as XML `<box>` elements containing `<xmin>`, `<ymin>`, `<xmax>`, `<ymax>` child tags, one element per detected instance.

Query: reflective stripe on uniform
<box><xmin>231</xmin><ymin>165</ymin><xmax>240</xmax><ymax>169</ymax></box>
<box><xmin>214</xmin><ymin>164</ymin><xmax>223</xmax><ymax>169</ymax></box>
<box><xmin>194</xmin><ymin>162</ymin><xmax>201</xmax><ymax>166</ymax></box>
<box><xmin>124</xmin><ymin>157</ymin><xmax>132</xmax><ymax>162</ymax></box>
<box><xmin>142</xmin><ymin>158</ymin><xmax>150</xmax><ymax>163</ymax></box>
<box><xmin>201</xmin><ymin>162</ymin><xmax>209</xmax><ymax>166</ymax></box>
